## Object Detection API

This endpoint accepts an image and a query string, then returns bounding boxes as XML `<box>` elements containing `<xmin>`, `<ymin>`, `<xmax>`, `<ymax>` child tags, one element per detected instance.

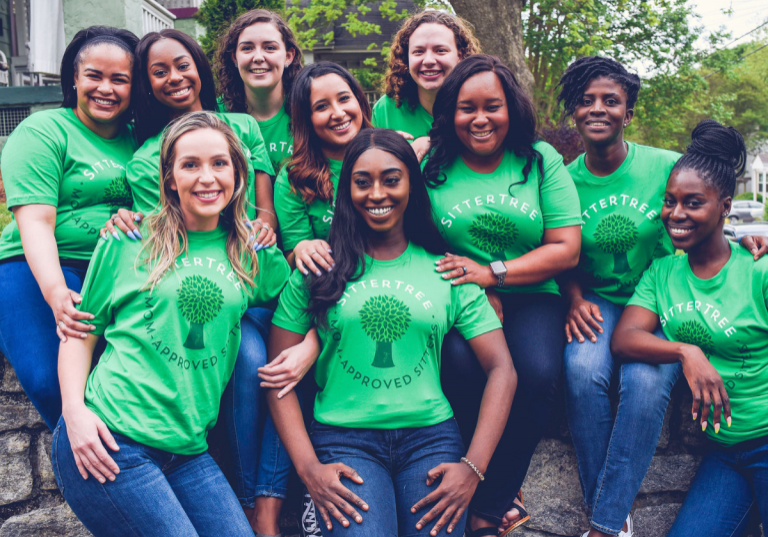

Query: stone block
<box><xmin>0</xmin><ymin>402</ymin><xmax>44</xmax><ymax>433</ymax></box>
<box><xmin>0</xmin><ymin>431</ymin><xmax>33</xmax><ymax>506</ymax></box>
<box><xmin>657</xmin><ymin>403</ymin><xmax>672</xmax><ymax>450</ymax></box>
<box><xmin>36</xmin><ymin>431</ymin><xmax>57</xmax><ymax>490</ymax></box>
<box><xmin>675</xmin><ymin>392</ymin><xmax>707</xmax><ymax>448</ymax></box>
<box><xmin>0</xmin><ymin>503</ymin><xmax>92</xmax><ymax>536</ymax></box>
<box><xmin>1</xmin><ymin>357</ymin><xmax>23</xmax><ymax>393</ymax></box>
<box><xmin>522</xmin><ymin>438</ymin><xmax>589</xmax><ymax>536</ymax></box>
<box><xmin>633</xmin><ymin>503</ymin><xmax>681</xmax><ymax>537</ymax></box>
<box><xmin>639</xmin><ymin>454</ymin><xmax>700</xmax><ymax>494</ymax></box>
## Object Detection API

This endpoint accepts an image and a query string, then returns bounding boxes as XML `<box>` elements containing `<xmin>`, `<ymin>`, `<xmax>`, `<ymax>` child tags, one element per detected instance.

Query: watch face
<box><xmin>490</xmin><ymin>261</ymin><xmax>506</xmax><ymax>275</ymax></box>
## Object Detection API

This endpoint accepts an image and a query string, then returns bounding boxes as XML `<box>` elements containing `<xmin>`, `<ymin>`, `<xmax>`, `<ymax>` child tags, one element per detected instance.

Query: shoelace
<box><xmin>302</xmin><ymin>497</ymin><xmax>319</xmax><ymax>533</ymax></box>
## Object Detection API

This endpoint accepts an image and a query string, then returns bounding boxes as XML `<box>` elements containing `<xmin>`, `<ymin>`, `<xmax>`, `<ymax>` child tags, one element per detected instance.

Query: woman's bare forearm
<box><xmin>59</xmin><ymin>334</ymin><xmax>98</xmax><ymax>413</ymax></box>
<box><xmin>254</xmin><ymin>171</ymin><xmax>278</xmax><ymax>230</ymax></box>
<box><xmin>14</xmin><ymin>205</ymin><xmax>67</xmax><ymax>301</ymax></box>
<box><xmin>502</xmin><ymin>226</ymin><xmax>581</xmax><ymax>287</ymax></box>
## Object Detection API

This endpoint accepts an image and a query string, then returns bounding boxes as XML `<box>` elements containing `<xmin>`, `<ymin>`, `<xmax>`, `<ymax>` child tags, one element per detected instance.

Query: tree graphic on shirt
<box><xmin>103</xmin><ymin>176</ymin><xmax>133</xmax><ymax>209</ymax></box>
<box><xmin>469</xmin><ymin>213</ymin><xmax>518</xmax><ymax>260</ymax></box>
<box><xmin>359</xmin><ymin>295</ymin><xmax>411</xmax><ymax>368</ymax></box>
<box><xmin>593</xmin><ymin>214</ymin><xmax>638</xmax><ymax>274</ymax></box>
<box><xmin>177</xmin><ymin>275</ymin><xmax>224</xmax><ymax>350</ymax></box>
<box><xmin>676</xmin><ymin>320</ymin><xmax>715</xmax><ymax>358</ymax></box>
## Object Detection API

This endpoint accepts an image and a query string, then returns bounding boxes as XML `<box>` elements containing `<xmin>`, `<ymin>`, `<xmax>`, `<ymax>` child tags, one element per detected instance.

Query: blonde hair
<box><xmin>138</xmin><ymin>111</ymin><xmax>258</xmax><ymax>291</ymax></box>
<box><xmin>383</xmin><ymin>11</ymin><xmax>480</xmax><ymax>110</ymax></box>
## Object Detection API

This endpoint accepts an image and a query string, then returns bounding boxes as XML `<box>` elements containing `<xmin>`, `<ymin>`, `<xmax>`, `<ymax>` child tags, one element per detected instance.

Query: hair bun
<box><xmin>688</xmin><ymin>119</ymin><xmax>747</xmax><ymax>177</ymax></box>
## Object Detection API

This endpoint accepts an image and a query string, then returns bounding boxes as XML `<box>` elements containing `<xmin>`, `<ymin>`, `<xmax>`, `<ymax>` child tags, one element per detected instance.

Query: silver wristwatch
<box><xmin>489</xmin><ymin>260</ymin><xmax>507</xmax><ymax>288</ymax></box>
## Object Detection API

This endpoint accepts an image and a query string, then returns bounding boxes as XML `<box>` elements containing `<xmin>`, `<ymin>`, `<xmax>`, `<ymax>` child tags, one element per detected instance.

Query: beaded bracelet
<box><xmin>461</xmin><ymin>457</ymin><xmax>485</xmax><ymax>481</ymax></box>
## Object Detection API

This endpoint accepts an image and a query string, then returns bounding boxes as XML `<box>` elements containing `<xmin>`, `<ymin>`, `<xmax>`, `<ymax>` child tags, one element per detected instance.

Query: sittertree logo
<box><xmin>177</xmin><ymin>275</ymin><xmax>224</xmax><ymax>350</ymax></box>
<box><xmin>359</xmin><ymin>295</ymin><xmax>411</xmax><ymax>368</ymax></box>
<box><xmin>103</xmin><ymin>176</ymin><xmax>133</xmax><ymax>209</ymax></box>
<box><xmin>676</xmin><ymin>320</ymin><xmax>715</xmax><ymax>357</ymax></box>
<box><xmin>594</xmin><ymin>214</ymin><xmax>638</xmax><ymax>274</ymax></box>
<box><xmin>469</xmin><ymin>213</ymin><xmax>518</xmax><ymax>260</ymax></box>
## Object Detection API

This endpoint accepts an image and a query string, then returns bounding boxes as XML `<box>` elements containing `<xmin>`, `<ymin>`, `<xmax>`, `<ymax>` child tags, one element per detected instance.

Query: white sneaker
<box><xmin>580</xmin><ymin>514</ymin><xmax>633</xmax><ymax>537</ymax></box>
<box><xmin>619</xmin><ymin>513</ymin><xmax>634</xmax><ymax>537</ymax></box>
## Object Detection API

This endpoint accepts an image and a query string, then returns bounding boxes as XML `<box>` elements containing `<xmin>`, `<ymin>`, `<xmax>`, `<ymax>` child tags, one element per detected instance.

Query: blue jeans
<box><xmin>0</xmin><ymin>260</ymin><xmax>87</xmax><ymax>430</ymax></box>
<box><xmin>309</xmin><ymin>418</ymin><xmax>466</xmax><ymax>537</ymax></box>
<box><xmin>441</xmin><ymin>292</ymin><xmax>564</xmax><ymax>523</ymax></box>
<box><xmin>221</xmin><ymin>307</ymin><xmax>291</xmax><ymax>507</ymax></box>
<box><xmin>668</xmin><ymin>438</ymin><xmax>768</xmax><ymax>537</ymax></box>
<box><xmin>563</xmin><ymin>292</ymin><xmax>681</xmax><ymax>535</ymax></box>
<box><xmin>51</xmin><ymin>416</ymin><xmax>253</xmax><ymax>537</ymax></box>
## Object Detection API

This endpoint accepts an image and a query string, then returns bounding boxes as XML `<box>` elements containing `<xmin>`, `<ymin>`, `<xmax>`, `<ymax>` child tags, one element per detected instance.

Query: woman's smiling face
<box><xmin>454</xmin><ymin>70</ymin><xmax>509</xmax><ymax>158</ymax></box>
<box><xmin>309</xmin><ymin>73</ymin><xmax>363</xmax><ymax>156</ymax></box>
<box><xmin>74</xmin><ymin>43</ymin><xmax>133</xmax><ymax>126</ymax></box>
<box><xmin>572</xmin><ymin>76</ymin><xmax>632</xmax><ymax>148</ymax></box>
<box><xmin>408</xmin><ymin>22</ymin><xmax>461</xmax><ymax>95</ymax></box>
<box><xmin>147</xmin><ymin>38</ymin><xmax>203</xmax><ymax>112</ymax></box>
<box><xmin>350</xmin><ymin>148</ymin><xmax>410</xmax><ymax>236</ymax></box>
<box><xmin>235</xmin><ymin>22</ymin><xmax>295</xmax><ymax>93</ymax></box>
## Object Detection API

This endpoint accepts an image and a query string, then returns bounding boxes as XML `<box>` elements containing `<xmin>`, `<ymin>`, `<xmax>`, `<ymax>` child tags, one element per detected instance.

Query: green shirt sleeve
<box><xmin>77</xmin><ymin>238</ymin><xmax>121</xmax><ymax>336</ymax></box>
<box><xmin>626</xmin><ymin>260</ymin><xmax>661</xmax><ymax>314</ymax></box>
<box><xmin>536</xmin><ymin>142</ymin><xmax>582</xmax><ymax>229</ymax></box>
<box><xmin>371</xmin><ymin>98</ymin><xmax>385</xmax><ymax>128</ymax></box>
<box><xmin>127</xmin><ymin>154</ymin><xmax>161</xmax><ymax>215</ymax></box>
<box><xmin>450</xmin><ymin>283</ymin><xmax>503</xmax><ymax>340</ymax></box>
<box><xmin>248</xmin><ymin>245</ymin><xmax>290</xmax><ymax>310</ymax></box>
<box><xmin>0</xmin><ymin>125</ymin><xmax>63</xmax><ymax>208</ymax></box>
<box><xmin>272</xmin><ymin>269</ymin><xmax>312</xmax><ymax>334</ymax></box>
<box><xmin>274</xmin><ymin>167</ymin><xmax>314</xmax><ymax>251</ymax></box>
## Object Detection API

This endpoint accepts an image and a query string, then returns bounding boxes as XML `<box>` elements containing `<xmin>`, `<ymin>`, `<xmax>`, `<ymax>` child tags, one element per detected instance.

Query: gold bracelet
<box><xmin>461</xmin><ymin>457</ymin><xmax>485</xmax><ymax>481</ymax></box>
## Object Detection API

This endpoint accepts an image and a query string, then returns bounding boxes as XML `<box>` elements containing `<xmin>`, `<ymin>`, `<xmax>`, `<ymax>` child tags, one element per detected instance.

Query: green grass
<box><xmin>0</xmin><ymin>203</ymin><xmax>11</xmax><ymax>232</ymax></box>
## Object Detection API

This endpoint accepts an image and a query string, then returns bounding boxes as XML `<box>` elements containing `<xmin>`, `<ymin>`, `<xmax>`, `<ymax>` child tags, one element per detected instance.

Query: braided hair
<box><xmin>557</xmin><ymin>56</ymin><xmax>641</xmax><ymax>118</ymax></box>
<box><xmin>672</xmin><ymin>120</ymin><xmax>746</xmax><ymax>199</ymax></box>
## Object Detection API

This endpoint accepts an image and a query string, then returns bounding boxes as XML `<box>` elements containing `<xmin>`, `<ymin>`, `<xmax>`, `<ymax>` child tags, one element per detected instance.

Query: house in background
<box><xmin>752</xmin><ymin>153</ymin><xmax>768</xmax><ymax>201</ymax></box>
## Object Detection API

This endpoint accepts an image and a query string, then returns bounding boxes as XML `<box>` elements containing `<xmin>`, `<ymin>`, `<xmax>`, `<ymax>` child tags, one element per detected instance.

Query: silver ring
<box><xmin>462</xmin><ymin>266</ymin><xmax>467</xmax><ymax>275</ymax></box>
<box><xmin>263</xmin><ymin>223</ymin><xmax>270</xmax><ymax>231</ymax></box>
<box><xmin>309</xmin><ymin>250</ymin><xmax>318</xmax><ymax>256</ymax></box>
<box><xmin>111</xmin><ymin>214</ymin><xmax>120</xmax><ymax>222</ymax></box>
<box><xmin>58</xmin><ymin>320</ymin><xmax>66</xmax><ymax>329</ymax></box>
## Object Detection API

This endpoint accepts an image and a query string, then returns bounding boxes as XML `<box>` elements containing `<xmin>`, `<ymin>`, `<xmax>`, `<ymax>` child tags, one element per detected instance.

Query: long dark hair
<box><xmin>61</xmin><ymin>26</ymin><xmax>139</xmax><ymax>120</ymax></box>
<box><xmin>287</xmin><ymin>62</ymin><xmax>373</xmax><ymax>205</ymax></box>
<box><xmin>133</xmin><ymin>29</ymin><xmax>217</xmax><ymax>144</ymax></box>
<box><xmin>215</xmin><ymin>9</ymin><xmax>303</xmax><ymax>114</ymax></box>
<box><xmin>308</xmin><ymin>129</ymin><xmax>448</xmax><ymax>325</ymax></box>
<box><xmin>423</xmin><ymin>54</ymin><xmax>543</xmax><ymax>191</ymax></box>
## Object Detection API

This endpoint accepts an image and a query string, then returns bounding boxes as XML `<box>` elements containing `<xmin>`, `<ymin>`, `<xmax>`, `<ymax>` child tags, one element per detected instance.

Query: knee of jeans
<box><xmin>619</xmin><ymin>363</ymin><xmax>676</xmax><ymax>409</ymax></box>
<box><xmin>236</xmin><ymin>332</ymin><xmax>268</xmax><ymax>375</ymax></box>
<box><xmin>564</xmin><ymin>348</ymin><xmax>612</xmax><ymax>397</ymax></box>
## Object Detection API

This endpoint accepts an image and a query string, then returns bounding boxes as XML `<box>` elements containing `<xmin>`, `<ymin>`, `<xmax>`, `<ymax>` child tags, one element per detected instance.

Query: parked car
<box><xmin>723</xmin><ymin>222</ymin><xmax>768</xmax><ymax>242</ymax></box>
<box><xmin>727</xmin><ymin>200</ymin><xmax>764</xmax><ymax>223</ymax></box>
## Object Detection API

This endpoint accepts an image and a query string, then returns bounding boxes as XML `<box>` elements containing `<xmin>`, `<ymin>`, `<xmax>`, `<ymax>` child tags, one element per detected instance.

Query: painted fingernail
<box><xmin>126</xmin><ymin>230</ymin><xmax>136</xmax><ymax>240</ymax></box>
<box><xmin>327</xmin><ymin>248</ymin><xmax>332</xmax><ymax>253</ymax></box>
<box><xmin>692</xmin><ymin>413</ymin><xmax>697</xmax><ymax>421</ymax></box>
<box><xmin>133</xmin><ymin>229</ymin><xmax>143</xmax><ymax>240</ymax></box>
<box><xmin>702</xmin><ymin>422</ymin><xmax>707</xmax><ymax>432</ymax></box>
<box><xmin>327</xmin><ymin>266</ymin><xmax>333</xmax><ymax>272</ymax></box>
<box><xmin>245</xmin><ymin>220</ymin><xmax>253</xmax><ymax>228</ymax></box>
<box><xmin>316</xmin><ymin>271</ymin><xmax>322</xmax><ymax>276</ymax></box>
<box><xmin>303</xmin><ymin>270</ymin><xmax>309</xmax><ymax>276</ymax></box>
<box><xmin>714</xmin><ymin>422</ymin><xmax>720</xmax><ymax>434</ymax></box>
<box><xmin>134</xmin><ymin>214</ymin><xmax>142</xmax><ymax>222</ymax></box>
<box><xmin>332</xmin><ymin>263</ymin><xmax>336</xmax><ymax>267</ymax></box>
<box><xmin>727</xmin><ymin>416</ymin><xmax>732</xmax><ymax>427</ymax></box>
<box><xmin>101</xmin><ymin>233</ymin><xmax>108</xmax><ymax>241</ymax></box>
<box><xmin>112</xmin><ymin>231</ymin><xmax>121</xmax><ymax>241</ymax></box>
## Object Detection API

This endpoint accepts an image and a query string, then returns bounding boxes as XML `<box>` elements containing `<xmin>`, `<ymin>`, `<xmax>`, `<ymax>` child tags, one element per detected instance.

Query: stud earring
<box><xmin>73</xmin><ymin>85</ymin><xmax>76</xmax><ymax>89</ymax></box>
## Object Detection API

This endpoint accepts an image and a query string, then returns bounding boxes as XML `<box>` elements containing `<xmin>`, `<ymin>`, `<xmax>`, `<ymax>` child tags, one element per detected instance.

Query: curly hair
<box><xmin>383</xmin><ymin>11</ymin><xmax>480</xmax><ymax>111</ymax></box>
<box><xmin>556</xmin><ymin>56</ymin><xmax>641</xmax><ymax>119</ymax></box>
<box><xmin>423</xmin><ymin>54</ymin><xmax>543</xmax><ymax>191</ymax></box>
<box><xmin>287</xmin><ymin>62</ymin><xmax>372</xmax><ymax>205</ymax></box>
<box><xmin>214</xmin><ymin>9</ymin><xmax>303</xmax><ymax>115</ymax></box>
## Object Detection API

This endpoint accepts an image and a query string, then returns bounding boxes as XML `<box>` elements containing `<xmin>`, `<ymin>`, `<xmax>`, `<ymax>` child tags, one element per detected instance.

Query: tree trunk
<box><xmin>184</xmin><ymin>322</ymin><xmax>206</xmax><ymax>350</ymax></box>
<box><xmin>371</xmin><ymin>341</ymin><xmax>395</xmax><ymax>368</ymax></box>
<box><xmin>451</xmin><ymin>0</ymin><xmax>534</xmax><ymax>97</ymax></box>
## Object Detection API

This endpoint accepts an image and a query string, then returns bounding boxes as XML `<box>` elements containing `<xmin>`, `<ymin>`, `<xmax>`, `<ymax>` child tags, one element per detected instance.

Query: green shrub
<box><xmin>734</xmin><ymin>192</ymin><xmax>763</xmax><ymax>202</ymax></box>
<box><xmin>0</xmin><ymin>203</ymin><xmax>10</xmax><ymax>232</ymax></box>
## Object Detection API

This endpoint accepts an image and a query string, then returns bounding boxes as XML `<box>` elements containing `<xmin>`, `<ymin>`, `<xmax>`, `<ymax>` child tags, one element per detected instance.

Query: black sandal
<box><xmin>499</xmin><ymin>490</ymin><xmax>531</xmax><ymax>535</ymax></box>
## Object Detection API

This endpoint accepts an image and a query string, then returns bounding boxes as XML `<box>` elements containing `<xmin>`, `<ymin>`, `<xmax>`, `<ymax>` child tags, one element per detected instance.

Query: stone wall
<box><xmin>0</xmin><ymin>352</ymin><xmax>764</xmax><ymax>536</ymax></box>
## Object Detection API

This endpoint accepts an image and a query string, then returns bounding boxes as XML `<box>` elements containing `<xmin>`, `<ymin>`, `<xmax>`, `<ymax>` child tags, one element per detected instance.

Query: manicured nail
<box><xmin>126</xmin><ymin>230</ymin><xmax>136</xmax><ymax>240</ymax></box>
<box><xmin>316</xmin><ymin>271</ymin><xmax>322</xmax><ymax>276</ymax></box>
<box><xmin>303</xmin><ymin>270</ymin><xmax>309</xmax><ymax>276</ymax></box>
<box><xmin>245</xmin><ymin>220</ymin><xmax>253</xmax><ymax>228</ymax></box>
<box><xmin>112</xmin><ymin>231</ymin><xmax>121</xmax><ymax>241</ymax></box>
<box><xmin>327</xmin><ymin>266</ymin><xmax>333</xmax><ymax>272</ymax></box>
<box><xmin>134</xmin><ymin>214</ymin><xmax>142</xmax><ymax>222</ymax></box>
<box><xmin>702</xmin><ymin>422</ymin><xmax>707</xmax><ymax>432</ymax></box>
<box><xmin>101</xmin><ymin>233</ymin><xmax>108</xmax><ymax>241</ymax></box>
<box><xmin>693</xmin><ymin>413</ymin><xmax>697</xmax><ymax>421</ymax></box>
<box><xmin>727</xmin><ymin>416</ymin><xmax>732</xmax><ymax>427</ymax></box>
<box><xmin>133</xmin><ymin>229</ymin><xmax>143</xmax><ymax>239</ymax></box>
<box><xmin>327</xmin><ymin>248</ymin><xmax>332</xmax><ymax>253</ymax></box>
<box><xmin>332</xmin><ymin>263</ymin><xmax>336</xmax><ymax>267</ymax></box>
<box><xmin>714</xmin><ymin>422</ymin><xmax>720</xmax><ymax>434</ymax></box>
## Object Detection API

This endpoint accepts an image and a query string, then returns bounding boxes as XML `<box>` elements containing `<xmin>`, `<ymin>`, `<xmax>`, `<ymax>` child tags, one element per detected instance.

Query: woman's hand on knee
<box><xmin>302</xmin><ymin>461</ymin><xmax>368</xmax><ymax>531</ymax></box>
<box><xmin>101</xmin><ymin>209</ymin><xmax>143</xmax><ymax>241</ymax></box>
<box><xmin>565</xmin><ymin>296</ymin><xmax>604</xmax><ymax>344</ymax></box>
<box><xmin>63</xmin><ymin>405</ymin><xmax>120</xmax><ymax>484</ymax></box>
<box><xmin>412</xmin><ymin>462</ymin><xmax>478</xmax><ymax>535</ymax></box>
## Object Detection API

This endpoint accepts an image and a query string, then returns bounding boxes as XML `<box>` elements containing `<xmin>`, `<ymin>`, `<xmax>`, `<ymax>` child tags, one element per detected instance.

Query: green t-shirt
<box><xmin>628</xmin><ymin>242</ymin><xmax>768</xmax><ymax>446</ymax></box>
<box><xmin>427</xmin><ymin>142</ymin><xmax>582</xmax><ymax>295</ymax></box>
<box><xmin>127</xmin><ymin>112</ymin><xmax>274</xmax><ymax>220</ymax></box>
<box><xmin>0</xmin><ymin>108</ymin><xmax>137</xmax><ymax>261</ymax></box>
<box><xmin>568</xmin><ymin>142</ymin><xmax>680</xmax><ymax>306</ymax></box>
<box><xmin>257</xmin><ymin>104</ymin><xmax>293</xmax><ymax>177</ymax></box>
<box><xmin>79</xmin><ymin>224</ymin><xmax>290</xmax><ymax>454</ymax></box>
<box><xmin>372</xmin><ymin>95</ymin><xmax>433</xmax><ymax>139</ymax></box>
<box><xmin>272</xmin><ymin>242</ymin><xmax>501</xmax><ymax>428</ymax></box>
<box><xmin>274</xmin><ymin>158</ymin><xmax>343</xmax><ymax>251</ymax></box>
